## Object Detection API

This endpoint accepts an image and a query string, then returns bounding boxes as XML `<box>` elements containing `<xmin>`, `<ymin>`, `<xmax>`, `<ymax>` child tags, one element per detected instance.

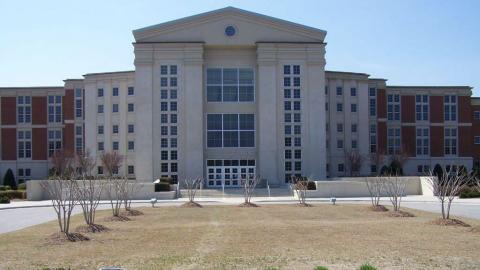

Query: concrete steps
<box><xmin>179</xmin><ymin>187</ymin><xmax>293</xmax><ymax>198</ymax></box>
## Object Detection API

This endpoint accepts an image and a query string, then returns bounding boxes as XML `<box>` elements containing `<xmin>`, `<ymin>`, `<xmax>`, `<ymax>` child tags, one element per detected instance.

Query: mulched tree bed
<box><xmin>103</xmin><ymin>215</ymin><xmax>131</xmax><ymax>222</ymax></box>
<box><xmin>181</xmin><ymin>201</ymin><xmax>202</xmax><ymax>208</ymax></box>
<box><xmin>122</xmin><ymin>209</ymin><xmax>144</xmax><ymax>216</ymax></box>
<box><xmin>295</xmin><ymin>203</ymin><xmax>313</xmax><ymax>207</ymax></box>
<box><xmin>75</xmin><ymin>224</ymin><xmax>110</xmax><ymax>233</ymax></box>
<box><xmin>388</xmin><ymin>210</ymin><xmax>415</xmax><ymax>217</ymax></box>
<box><xmin>238</xmin><ymin>202</ymin><xmax>259</xmax><ymax>207</ymax></box>
<box><xmin>429</xmin><ymin>218</ymin><xmax>471</xmax><ymax>227</ymax></box>
<box><xmin>369</xmin><ymin>205</ymin><xmax>389</xmax><ymax>212</ymax></box>
<box><xmin>45</xmin><ymin>232</ymin><xmax>90</xmax><ymax>245</ymax></box>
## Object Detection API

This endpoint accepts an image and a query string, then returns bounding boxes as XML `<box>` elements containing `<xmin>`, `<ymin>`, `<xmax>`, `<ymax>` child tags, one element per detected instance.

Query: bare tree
<box><xmin>345</xmin><ymin>150</ymin><xmax>363</xmax><ymax>176</ymax></box>
<box><xmin>426</xmin><ymin>168</ymin><xmax>472</xmax><ymax>220</ymax></box>
<box><xmin>365</xmin><ymin>177</ymin><xmax>385</xmax><ymax>209</ymax></box>
<box><xmin>122</xmin><ymin>179</ymin><xmax>143</xmax><ymax>215</ymax></box>
<box><xmin>384</xmin><ymin>176</ymin><xmax>407</xmax><ymax>212</ymax></box>
<box><xmin>369</xmin><ymin>152</ymin><xmax>385</xmax><ymax>175</ymax></box>
<box><xmin>101</xmin><ymin>152</ymin><xmax>128</xmax><ymax>220</ymax></box>
<box><xmin>50</xmin><ymin>149</ymin><xmax>74</xmax><ymax>178</ymax></box>
<box><xmin>41</xmin><ymin>173</ymin><xmax>88</xmax><ymax>241</ymax></box>
<box><xmin>389</xmin><ymin>145</ymin><xmax>409</xmax><ymax>175</ymax></box>
<box><xmin>74</xmin><ymin>150</ymin><xmax>107</xmax><ymax>231</ymax></box>
<box><xmin>240</xmin><ymin>175</ymin><xmax>261</xmax><ymax>207</ymax></box>
<box><xmin>290</xmin><ymin>176</ymin><xmax>310</xmax><ymax>206</ymax></box>
<box><xmin>182</xmin><ymin>177</ymin><xmax>203</xmax><ymax>207</ymax></box>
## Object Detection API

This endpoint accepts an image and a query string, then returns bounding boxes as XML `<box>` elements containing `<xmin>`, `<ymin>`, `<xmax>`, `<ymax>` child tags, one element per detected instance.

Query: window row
<box><xmin>97</xmin><ymin>87</ymin><xmax>135</xmax><ymax>97</ymax></box>
<box><xmin>98</xmin><ymin>141</ymin><xmax>134</xmax><ymax>151</ymax></box>
<box><xmin>98</xmin><ymin>124</ymin><xmax>135</xmax><ymax>135</ymax></box>
<box><xmin>98</xmin><ymin>103</ymin><xmax>134</xmax><ymax>113</ymax></box>
<box><xmin>97</xmin><ymin>165</ymin><xmax>135</xmax><ymax>175</ymax></box>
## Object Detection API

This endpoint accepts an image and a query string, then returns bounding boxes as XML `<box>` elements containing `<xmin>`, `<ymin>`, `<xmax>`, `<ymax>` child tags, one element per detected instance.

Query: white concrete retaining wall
<box><xmin>305</xmin><ymin>176</ymin><xmax>432</xmax><ymax>198</ymax></box>
<box><xmin>27</xmin><ymin>180</ymin><xmax>177</xmax><ymax>201</ymax></box>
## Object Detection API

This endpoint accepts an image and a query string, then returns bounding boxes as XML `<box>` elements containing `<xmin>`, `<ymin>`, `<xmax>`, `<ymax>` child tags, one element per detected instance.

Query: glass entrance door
<box><xmin>206</xmin><ymin>159</ymin><xmax>255</xmax><ymax>188</ymax></box>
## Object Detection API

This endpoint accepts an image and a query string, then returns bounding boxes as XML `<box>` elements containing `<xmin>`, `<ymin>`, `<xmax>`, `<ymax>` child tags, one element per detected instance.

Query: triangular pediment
<box><xmin>133</xmin><ymin>7</ymin><xmax>326</xmax><ymax>45</ymax></box>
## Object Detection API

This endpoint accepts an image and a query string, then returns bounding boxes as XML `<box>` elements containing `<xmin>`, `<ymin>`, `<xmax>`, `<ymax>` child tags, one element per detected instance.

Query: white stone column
<box><xmin>257</xmin><ymin>44</ymin><xmax>279</xmax><ymax>185</ymax></box>
<box><xmin>182</xmin><ymin>45</ymin><xmax>204</xmax><ymax>180</ymax></box>
<box><xmin>133</xmin><ymin>44</ymin><xmax>154</xmax><ymax>182</ymax></box>
<box><xmin>305</xmin><ymin>44</ymin><xmax>327</xmax><ymax>179</ymax></box>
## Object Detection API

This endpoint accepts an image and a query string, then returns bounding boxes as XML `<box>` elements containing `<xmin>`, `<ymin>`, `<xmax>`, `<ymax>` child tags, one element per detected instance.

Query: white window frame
<box><xmin>17</xmin><ymin>130</ymin><xmax>32</xmax><ymax>159</ymax></box>
<box><xmin>48</xmin><ymin>129</ymin><xmax>62</xmax><ymax>157</ymax></box>
<box><xmin>387</xmin><ymin>94</ymin><xmax>400</xmax><ymax>121</ymax></box>
<box><xmin>206</xmin><ymin>113</ymin><xmax>255</xmax><ymax>148</ymax></box>
<box><xmin>444</xmin><ymin>95</ymin><xmax>457</xmax><ymax>122</ymax></box>
<box><xmin>387</xmin><ymin>127</ymin><xmax>401</xmax><ymax>155</ymax></box>
<box><xmin>415</xmin><ymin>95</ymin><xmax>429</xmax><ymax>121</ymax></box>
<box><xmin>205</xmin><ymin>68</ymin><xmax>255</xmax><ymax>103</ymax></box>
<box><xmin>48</xmin><ymin>95</ymin><xmax>62</xmax><ymax>123</ymax></box>
<box><xmin>17</xmin><ymin>96</ymin><xmax>31</xmax><ymax>124</ymax></box>
<box><xmin>416</xmin><ymin>127</ymin><xmax>429</xmax><ymax>156</ymax></box>
<box><xmin>444</xmin><ymin>127</ymin><xmax>457</xmax><ymax>156</ymax></box>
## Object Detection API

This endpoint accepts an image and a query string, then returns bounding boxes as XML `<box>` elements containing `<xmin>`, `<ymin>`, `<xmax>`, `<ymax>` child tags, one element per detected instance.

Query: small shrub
<box><xmin>359</xmin><ymin>263</ymin><xmax>377</xmax><ymax>270</ymax></box>
<box><xmin>459</xmin><ymin>186</ymin><xmax>480</xmax><ymax>198</ymax></box>
<box><xmin>160</xmin><ymin>177</ymin><xmax>173</xmax><ymax>184</ymax></box>
<box><xmin>0</xmin><ymin>190</ymin><xmax>26</xmax><ymax>200</ymax></box>
<box><xmin>17</xmin><ymin>183</ymin><xmax>26</xmax><ymax>190</ymax></box>
<box><xmin>0</xmin><ymin>185</ymin><xmax>11</xmax><ymax>191</ymax></box>
<box><xmin>2</xmin><ymin>169</ymin><xmax>17</xmax><ymax>190</ymax></box>
<box><xmin>307</xmin><ymin>181</ymin><xmax>316</xmax><ymax>190</ymax></box>
<box><xmin>314</xmin><ymin>266</ymin><xmax>329</xmax><ymax>270</ymax></box>
<box><xmin>0</xmin><ymin>196</ymin><xmax>10</xmax><ymax>204</ymax></box>
<box><xmin>154</xmin><ymin>182</ymin><xmax>170</xmax><ymax>192</ymax></box>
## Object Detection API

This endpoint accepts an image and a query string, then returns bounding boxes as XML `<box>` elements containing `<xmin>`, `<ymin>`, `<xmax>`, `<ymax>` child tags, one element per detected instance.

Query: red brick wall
<box><xmin>32</xmin><ymin>128</ymin><xmax>47</xmax><ymax>160</ymax></box>
<box><xmin>458</xmin><ymin>96</ymin><xmax>472</xmax><ymax>123</ymax></box>
<box><xmin>63</xmin><ymin>123</ymin><xmax>74</xmax><ymax>156</ymax></box>
<box><xmin>430</xmin><ymin>126</ymin><xmax>444</xmax><ymax>157</ymax></box>
<box><xmin>401</xmin><ymin>126</ymin><xmax>416</xmax><ymax>156</ymax></box>
<box><xmin>1</xmin><ymin>128</ymin><xmax>16</xmax><ymax>160</ymax></box>
<box><xmin>377</xmin><ymin>122</ymin><xmax>387</xmax><ymax>154</ymax></box>
<box><xmin>377</xmin><ymin>89</ymin><xmax>387</xmax><ymax>119</ymax></box>
<box><xmin>32</xmin><ymin>96</ymin><xmax>47</xmax><ymax>125</ymax></box>
<box><xmin>1</xmin><ymin>97</ymin><xmax>16</xmax><ymax>125</ymax></box>
<box><xmin>430</xmin><ymin>96</ymin><xmax>444</xmax><ymax>123</ymax></box>
<box><xmin>63</xmin><ymin>89</ymin><xmax>74</xmax><ymax>121</ymax></box>
<box><xmin>401</xmin><ymin>95</ymin><xmax>415</xmax><ymax>123</ymax></box>
<box><xmin>472</xmin><ymin>105</ymin><xmax>480</xmax><ymax>161</ymax></box>
<box><xmin>458</xmin><ymin>126</ymin><xmax>472</xmax><ymax>157</ymax></box>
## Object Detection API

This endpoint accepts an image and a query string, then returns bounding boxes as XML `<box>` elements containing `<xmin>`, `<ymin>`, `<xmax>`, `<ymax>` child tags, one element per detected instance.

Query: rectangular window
<box><xmin>112</xmin><ymin>104</ymin><xmax>119</xmax><ymax>113</ymax></box>
<box><xmin>444</xmin><ymin>95</ymin><xmax>457</xmax><ymax>121</ymax></box>
<box><xmin>369</xmin><ymin>98</ymin><xmax>376</xmax><ymax>116</ymax></box>
<box><xmin>97</xmin><ymin>166</ymin><xmax>103</xmax><ymax>175</ymax></box>
<box><xmin>170</xmin><ymin>138</ymin><xmax>177</xmax><ymax>148</ymax></box>
<box><xmin>128</xmin><ymin>87</ymin><xmax>134</xmax><ymax>96</ymax></box>
<box><xmin>17</xmin><ymin>168</ymin><xmax>31</xmax><ymax>183</ymax></box>
<box><xmin>128</xmin><ymin>103</ymin><xmax>134</xmax><ymax>112</ymax></box>
<box><xmin>350</xmin><ymin>87</ymin><xmax>356</xmax><ymax>96</ymax></box>
<box><xmin>206</xmin><ymin>68</ymin><xmax>254</xmax><ymax>102</ymax></box>
<box><xmin>369</xmin><ymin>88</ymin><xmax>376</xmax><ymax>97</ymax></box>
<box><xmin>161</xmin><ymin>102</ymin><xmax>168</xmax><ymax>111</ymax></box>
<box><xmin>336</xmin><ymin>103</ymin><xmax>343</xmax><ymax>112</ymax></box>
<box><xmin>387</xmin><ymin>127</ymin><xmax>401</xmax><ymax>155</ymax></box>
<box><xmin>351</xmin><ymin>103</ymin><xmax>357</xmax><ymax>113</ymax></box>
<box><xmin>416</xmin><ymin>128</ymin><xmax>429</xmax><ymax>155</ymax></box>
<box><xmin>112</xmin><ymin>141</ymin><xmax>119</xmax><ymax>150</ymax></box>
<box><xmin>17</xmin><ymin>130</ymin><xmax>32</xmax><ymax>159</ymax></box>
<box><xmin>17</xmin><ymin>96</ymin><xmax>31</xmax><ymax>123</ymax></box>
<box><xmin>170</xmin><ymin>102</ymin><xmax>177</xmax><ymax>111</ymax></box>
<box><xmin>337</xmin><ymin>123</ymin><xmax>343</xmax><ymax>133</ymax></box>
<box><xmin>98</xmin><ymin>142</ymin><xmax>104</xmax><ymax>151</ymax></box>
<box><xmin>415</xmin><ymin>95</ymin><xmax>429</xmax><ymax>121</ymax></box>
<box><xmin>128</xmin><ymin>165</ymin><xmax>135</xmax><ymax>174</ymax></box>
<box><xmin>351</xmin><ymin>124</ymin><xmax>357</xmax><ymax>133</ymax></box>
<box><xmin>97</xmin><ymin>104</ymin><xmax>104</xmax><ymax>114</ymax></box>
<box><xmin>97</xmin><ymin>88</ymin><xmax>104</xmax><ymax>97</ymax></box>
<box><xmin>337</xmin><ymin>139</ymin><xmax>344</xmax><ymax>149</ymax></box>
<box><xmin>112</xmin><ymin>87</ymin><xmax>119</xmax><ymax>96</ymax></box>
<box><xmin>128</xmin><ymin>124</ymin><xmax>134</xmax><ymax>133</ymax></box>
<box><xmin>48</xmin><ymin>95</ymin><xmax>62</xmax><ymax>123</ymax></box>
<box><xmin>128</xmin><ymin>141</ymin><xmax>135</xmax><ymax>151</ymax></box>
<box><xmin>207</xmin><ymin>114</ymin><xmax>255</xmax><ymax>148</ymax></box>
<box><xmin>98</xmin><ymin>125</ymin><xmax>104</xmax><ymax>135</ymax></box>
<box><xmin>48</xmin><ymin>129</ymin><xmax>62</xmax><ymax>157</ymax></box>
<box><xmin>474</xmin><ymin>111</ymin><xmax>480</xmax><ymax>120</ymax></box>
<box><xmin>370</xmin><ymin>124</ymin><xmax>377</xmax><ymax>153</ymax></box>
<box><xmin>352</xmin><ymin>140</ymin><xmax>357</xmax><ymax>149</ymax></box>
<box><xmin>475</xmin><ymin>136</ymin><xmax>480</xmax><ymax>144</ymax></box>
<box><xmin>294</xmin><ymin>137</ymin><xmax>301</xmax><ymax>147</ymax></box>
<box><xmin>444</xmin><ymin>127</ymin><xmax>457</xmax><ymax>155</ymax></box>
<box><xmin>161</xmin><ymin>90</ymin><xmax>168</xmax><ymax>99</ymax></box>
<box><xmin>338</xmin><ymin>163</ymin><xmax>344</xmax><ymax>172</ymax></box>
<box><xmin>112</xmin><ymin>125</ymin><xmax>119</xmax><ymax>134</ymax></box>
<box><xmin>336</xmin><ymin>87</ymin><xmax>343</xmax><ymax>96</ymax></box>
<box><xmin>75</xmin><ymin>99</ymin><xmax>82</xmax><ymax>118</ymax></box>
<box><xmin>76</xmin><ymin>137</ymin><xmax>83</xmax><ymax>153</ymax></box>
<box><xmin>387</xmin><ymin>94</ymin><xmax>400</xmax><ymax>121</ymax></box>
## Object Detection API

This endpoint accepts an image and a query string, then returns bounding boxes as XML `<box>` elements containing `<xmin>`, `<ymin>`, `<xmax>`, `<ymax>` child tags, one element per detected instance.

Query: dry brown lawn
<box><xmin>0</xmin><ymin>204</ymin><xmax>479</xmax><ymax>270</ymax></box>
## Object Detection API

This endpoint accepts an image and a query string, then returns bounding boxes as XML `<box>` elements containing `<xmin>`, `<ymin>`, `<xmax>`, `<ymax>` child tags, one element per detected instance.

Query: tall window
<box><xmin>387</xmin><ymin>94</ymin><xmax>400</xmax><ymax>121</ymax></box>
<box><xmin>369</xmin><ymin>88</ymin><xmax>376</xmax><ymax>117</ymax></box>
<box><xmin>415</xmin><ymin>95</ymin><xmax>429</xmax><ymax>121</ymax></box>
<box><xmin>75</xmin><ymin>89</ymin><xmax>83</xmax><ymax>118</ymax></box>
<box><xmin>48</xmin><ymin>95</ymin><xmax>62</xmax><ymax>123</ymax></box>
<box><xmin>17</xmin><ymin>130</ymin><xmax>32</xmax><ymax>159</ymax></box>
<box><xmin>370</xmin><ymin>124</ymin><xmax>377</xmax><ymax>153</ymax></box>
<box><xmin>206</xmin><ymin>68</ymin><xmax>254</xmax><ymax>102</ymax></box>
<box><xmin>75</xmin><ymin>125</ymin><xmax>83</xmax><ymax>154</ymax></box>
<box><xmin>48</xmin><ymin>129</ymin><xmax>62</xmax><ymax>157</ymax></box>
<box><xmin>17</xmin><ymin>96</ymin><xmax>31</xmax><ymax>123</ymax></box>
<box><xmin>387</xmin><ymin>127</ymin><xmax>401</xmax><ymax>155</ymax></box>
<box><xmin>444</xmin><ymin>127</ymin><xmax>457</xmax><ymax>155</ymax></box>
<box><xmin>416</xmin><ymin>128</ymin><xmax>429</xmax><ymax>155</ymax></box>
<box><xmin>350</xmin><ymin>87</ymin><xmax>356</xmax><ymax>96</ymax></box>
<box><xmin>444</xmin><ymin>95</ymin><xmax>457</xmax><ymax>121</ymax></box>
<box><xmin>207</xmin><ymin>114</ymin><xmax>255</xmax><ymax>148</ymax></box>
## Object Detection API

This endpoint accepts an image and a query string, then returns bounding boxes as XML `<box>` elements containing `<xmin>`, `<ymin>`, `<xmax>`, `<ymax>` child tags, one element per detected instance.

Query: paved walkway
<box><xmin>1</xmin><ymin>196</ymin><xmax>479</xmax><ymax>234</ymax></box>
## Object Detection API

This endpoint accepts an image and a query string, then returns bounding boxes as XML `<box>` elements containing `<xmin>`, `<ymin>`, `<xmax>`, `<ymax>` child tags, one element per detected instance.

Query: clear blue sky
<box><xmin>1</xmin><ymin>0</ymin><xmax>479</xmax><ymax>95</ymax></box>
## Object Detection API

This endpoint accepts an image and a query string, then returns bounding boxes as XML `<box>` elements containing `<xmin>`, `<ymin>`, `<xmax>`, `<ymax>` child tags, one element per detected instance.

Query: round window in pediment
<box><xmin>225</xmin><ymin>25</ymin><xmax>236</xmax><ymax>37</ymax></box>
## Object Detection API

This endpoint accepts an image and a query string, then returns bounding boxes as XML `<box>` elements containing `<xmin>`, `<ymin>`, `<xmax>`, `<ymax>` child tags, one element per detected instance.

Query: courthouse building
<box><xmin>0</xmin><ymin>7</ymin><xmax>479</xmax><ymax>186</ymax></box>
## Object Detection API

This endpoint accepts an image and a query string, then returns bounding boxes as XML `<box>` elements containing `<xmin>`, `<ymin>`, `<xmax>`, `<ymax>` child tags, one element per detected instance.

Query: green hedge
<box><xmin>0</xmin><ymin>185</ymin><xmax>11</xmax><ymax>191</ymax></box>
<box><xmin>459</xmin><ymin>186</ymin><xmax>480</xmax><ymax>198</ymax></box>
<box><xmin>0</xmin><ymin>196</ymin><xmax>10</xmax><ymax>204</ymax></box>
<box><xmin>0</xmin><ymin>190</ymin><xmax>26</xmax><ymax>200</ymax></box>
<box><xmin>154</xmin><ymin>182</ymin><xmax>171</xmax><ymax>192</ymax></box>
<box><xmin>17</xmin><ymin>183</ymin><xmax>26</xmax><ymax>190</ymax></box>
